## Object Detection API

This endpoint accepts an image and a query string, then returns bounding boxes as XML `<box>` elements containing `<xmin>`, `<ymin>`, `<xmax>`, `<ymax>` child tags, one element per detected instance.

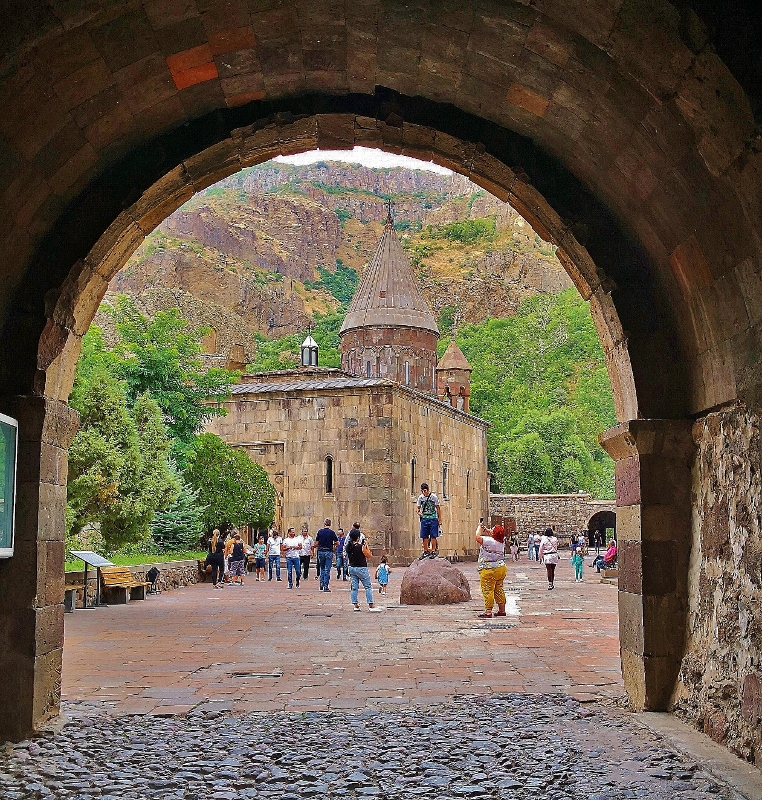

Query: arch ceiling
<box><xmin>0</xmin><ymin>0</ymin><xmax>759</xmax><ymax>424</ymax></box>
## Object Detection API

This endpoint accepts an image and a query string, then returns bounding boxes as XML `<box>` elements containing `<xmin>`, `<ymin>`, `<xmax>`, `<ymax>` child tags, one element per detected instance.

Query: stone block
<box><xmin>613</xmin><ymin>500</ymin><xmax>640</xmax><ymax>542</ymax></box>
<box><xmin>618</xmin><ymin>540</ymin><xmax>642</xmax><ymax>594</ymax></box>
<box><xmin>618</xmin><ymin>589</ymin><xmax>645</xmax><ymax>654</ymax></box>
<box><xmin>51</xmin><ymin>258</ymin><xmax>109</xmax><ymax>336</ymax></box>
<box><xmin>614</xmin><ymin>455</ymin><xmax>640</xmax><ymax>507</ymax></box>
<box><xmin>316</xmin><ymin>113</ymin><xmax>355</xmax><ymax>150</ymax></box>
<box><xmin>31</xmin><ymin>648</ymin><xmax>63</xmax><ymax>730</ymax></box>
<box><xmin>183</xmin><ymin>138</ymin><xmax>241</xmax><ymax>190</ymax></box>
<box><xmin>130</xmin><ymin>163</ymin><xmax>194</xmax><ymax>234</ymax></box>
<box><xmin>85</xmin><ymin>209</ymin><xmax>146</xmax><ymax>281</ymax></box>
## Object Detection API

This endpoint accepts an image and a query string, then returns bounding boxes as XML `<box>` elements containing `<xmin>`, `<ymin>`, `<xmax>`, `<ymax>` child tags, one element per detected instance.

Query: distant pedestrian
<box><xmin>346</xmin><ymin>526</ymin><xmax>380</xmax><ymax>611</ymax></box>
<box><xmin>416</xmin><ymin>482</ymin><xmax>441</xmax><ymax>559</ymax></box>
<box><xmin>315</xmin><ymin>518</ymin><xmax>338</xmax><ymax>591</ymax></box>
<box><xmin>228</xmin><ymin>533</ymin><xmax>246</xmax><ymax>586</ymax></box>
<box><xmin>300</xmin><ymin>525</ymin><xmax>314</xmax><ymax>581</ymax></box>
<box><xmin>335</xmin><ymin>527</ymin><xmax>348</xmax><ymax>580</ymax></box>
<box><xmin>509</xmin><ymin>533</ymin><xmax>519</xmax><ymax>561</ymax></box>
<box><xmin>592</xmin><ymin>538</ymin><xmax>617</xmax><ymax>572</ymax></box>
<box><xmin>570</xmin><ymin>547</ymin><xmax>584</xmax><ymax>582</ymax></box>
<box><xmin>253</xmin><ymin>535</ymin><xmax>267</xmax><ymax>581</ymax></box>
<box><xmin>537</xmin><ymin>527</ymin><xmax>559</xmax><ymax>590</ymax></box>
<box><xmin>282</xmin><ymin>527</ymin><xmax>302</xmax><ymax>589</ymax></box>
<box><xmin>267</xmin><ymin>528</ymin><xmax>282</xmax><ymax>581</ymax></box>
<box><xmin>375</xmin><ymin>556</ymin><xmax>391</xmax><ymax>597</ymax></box>
<box><xmin>476</xmin><ymin>522</ymin><xmax>507</xmax><ymax>617</ymax></box>
<box><xmin>593</xmin><ymin>530</ymin><xmax>602</xmax><ymax>555</ymax></box>
<box><xmin>207</xmin><ymin>529</ymin><xmax>226</xmax><ymax>589</ymax></box>
<box><xmin>533</xmin><ymin>533</ymin><xmax>541</xmax><ymax>561</ymax></box>
<box><xmin>526</xmin><ymin>533</ymin><xmax>534</xmax><ymax>561</ymax></box>
<box><xmin>343</xmin><ymin>521</ymin><xmax>366</xmax><ymax>563</ymax></box>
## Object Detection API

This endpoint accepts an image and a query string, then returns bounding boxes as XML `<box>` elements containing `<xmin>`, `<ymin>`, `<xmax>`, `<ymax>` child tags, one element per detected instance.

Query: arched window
<box><xmin>405</xmin><ymin>361</ymin><xmax>410</xmax><ymax>385</ymax></box>
<box><xmin>366</xmin><ymin>361</ymin><xmax>371</xmax><ymax>378</ymax></box>
<box><xmin>411</xmin><ymin>457</ymin><xmax>416</xmax><ymax>497</ymax></box>
<box><xmin>325</xmin><ymin>456</ymin><xmax>334</xmax><ymax>495</ymax></box>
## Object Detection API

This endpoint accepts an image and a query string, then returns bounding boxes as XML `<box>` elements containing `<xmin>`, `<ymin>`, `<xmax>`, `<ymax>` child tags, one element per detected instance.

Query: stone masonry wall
<box><xmin>206</xmin><ymin>382</ymin><xmax>489</xmax><ymax>563</ymax></box>
<box><xmin>490</xmin><ymin>494</ymin><xmax>615</xmax><ymax>547</ymax></box>
<box><xmin>673</xmin><ymin>405</ymin><xmax>762</xmax><ymax>766</ymax></box>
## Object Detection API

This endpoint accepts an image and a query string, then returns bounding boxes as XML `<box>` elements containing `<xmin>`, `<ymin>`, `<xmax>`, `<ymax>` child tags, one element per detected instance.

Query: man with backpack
<box><xmin>416</xmin><ymin>482</ymin><xmax>441</xmax><ymax>559</ymax></box>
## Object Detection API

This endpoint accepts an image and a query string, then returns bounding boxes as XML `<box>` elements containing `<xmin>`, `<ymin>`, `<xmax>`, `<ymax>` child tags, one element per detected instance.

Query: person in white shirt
<box><xmin>537</xmin><ymin>527</ymin><xmax>560</xmax><ymax>590</ymax></box>
<box><xmin>299</xmin><ymin>525</ymin><xmax>315</xmax><ymax>581</ymax></box>
<box><xmin>266</xmin><ymin>528</ymin><xmax>282</xmax><ymax>581</ymax></box>
<box><xmin>282</xmin><ymin>527</ymin><xmax>302</xmax><ymax>589</ymax></box>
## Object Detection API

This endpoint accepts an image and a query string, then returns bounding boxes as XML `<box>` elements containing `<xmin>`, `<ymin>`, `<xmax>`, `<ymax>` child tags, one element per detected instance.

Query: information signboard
<box><xmin>0</xmin><ymin>413</ymin><xmax>18</xmax><ymax>558</ymax></box>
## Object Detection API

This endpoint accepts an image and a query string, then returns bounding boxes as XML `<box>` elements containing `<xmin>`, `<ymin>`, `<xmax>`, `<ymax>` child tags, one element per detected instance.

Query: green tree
<box><xmin>494</xmin><ymin>433</ymin><xmax>553</xmax><ymax>494</ymax></box>
<box><xmin>150</xmin><ymin>472</ymin><xmax>207</xmax><ymax>551</ymax></box>
<box><xmin>67</xmin><ymin>378</ymin><xmax>179</xmax><ymax>549</ymax></box>
<box><xmin>184</xmin><ymin>433</ymin><xmax>276</xmax><ymax>532</ymax></box>
<box><xmin>104</xmin><ymin>296</ymin><xmax>239</xmax><ymax>449</ymax></box>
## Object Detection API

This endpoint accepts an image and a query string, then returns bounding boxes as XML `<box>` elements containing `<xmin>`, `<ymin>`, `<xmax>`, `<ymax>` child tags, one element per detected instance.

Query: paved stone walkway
<box><xmin>1</xmin><ymin>558</ymin><xmax>751</xmax><ymax>798</ymax></box>
<box><xmin>61</xmin><ymin>558</ymin><xmax>622</xmax><ymax>715</ymax></box>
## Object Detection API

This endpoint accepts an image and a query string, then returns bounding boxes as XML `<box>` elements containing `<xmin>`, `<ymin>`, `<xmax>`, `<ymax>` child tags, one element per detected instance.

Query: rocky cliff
<box><xmin>107</xmin><ymin>162</ymin><xmax>572</xmax><ymax>365</ymax></box>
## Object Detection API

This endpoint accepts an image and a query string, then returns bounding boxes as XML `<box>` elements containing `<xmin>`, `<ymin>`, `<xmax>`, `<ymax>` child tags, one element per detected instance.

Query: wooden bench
<box><xmin>100</xmin><ymin>566</ymin><xmax>151</xmax><ymax>604</ymax></box>
<box><xmin>64</xmin><ymin>583</ymin><xmax>83</xmax><ymax>612</ymax></box>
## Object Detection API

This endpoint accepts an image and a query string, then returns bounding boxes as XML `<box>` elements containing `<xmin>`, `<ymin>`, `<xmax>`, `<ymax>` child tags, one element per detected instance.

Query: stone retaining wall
<box><xmin>66</xmin><ymin>560</ymin><xmax>199</xmax><ymax>605</ymax></box>
<box><xmin>490</xmin><ymin>494</ymin><xmax>615</xmax><ymax>546</ymax></box>
<box><xmin>673</xmin><ymin>405</ymin><xmax>762</xmax><ymax>766</ymax></box>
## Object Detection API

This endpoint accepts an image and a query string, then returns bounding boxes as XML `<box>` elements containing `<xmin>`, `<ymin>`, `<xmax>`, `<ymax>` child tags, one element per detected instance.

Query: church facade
<box><xmin>206</xmin><ymin>214</ymin><xmax>489</xmax><ymax>562</ymax></box>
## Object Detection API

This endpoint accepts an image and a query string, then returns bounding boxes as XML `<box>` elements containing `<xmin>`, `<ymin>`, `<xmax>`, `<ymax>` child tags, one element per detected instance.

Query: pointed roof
<box><xmin>340</xmin><ymin>212</ymin><xmax>439</xmax><ymax>336</ymax></box>
<box><xmin>436</xmin><ymin>340</ymin><xmax>472</xmax><ymax>372</ymax></box>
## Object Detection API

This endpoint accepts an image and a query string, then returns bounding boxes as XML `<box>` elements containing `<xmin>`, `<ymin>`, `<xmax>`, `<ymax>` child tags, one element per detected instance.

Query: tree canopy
<box><xmin>184</xmin><ymin>434</ymin><xmax>276</xmax><ymax>532</ymax></box>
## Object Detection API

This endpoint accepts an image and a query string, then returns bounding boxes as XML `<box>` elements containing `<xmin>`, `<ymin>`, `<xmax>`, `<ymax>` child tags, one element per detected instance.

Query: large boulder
<box><xmin>399</xmin><ymin>557</ymin><xmax>471</xmax><ymax>604</ymax></box>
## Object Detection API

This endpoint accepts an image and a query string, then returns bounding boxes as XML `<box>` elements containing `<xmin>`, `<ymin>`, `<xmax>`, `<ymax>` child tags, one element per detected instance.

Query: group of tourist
<box><xmin>206</xmin><ymin>519</ymin><xmax>389</xmax><ymax>611</ymax></box>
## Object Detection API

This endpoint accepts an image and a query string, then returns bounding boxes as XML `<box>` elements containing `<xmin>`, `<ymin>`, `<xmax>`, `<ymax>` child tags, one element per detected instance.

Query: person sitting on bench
<box><xmin>592</xmin><ymin>538</ymin><xmax>617</xmax><ymax>572</ymax></box>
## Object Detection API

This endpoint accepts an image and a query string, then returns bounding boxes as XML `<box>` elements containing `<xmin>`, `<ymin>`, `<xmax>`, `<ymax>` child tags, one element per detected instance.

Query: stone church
<box><xmin>206</xmin><ymin>213</ymin><xmax>489</xmax><ymax>561</ymax></box>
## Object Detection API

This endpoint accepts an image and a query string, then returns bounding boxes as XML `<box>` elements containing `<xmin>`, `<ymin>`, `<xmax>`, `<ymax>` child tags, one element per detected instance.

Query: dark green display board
<box><xmin>0</xmin><ymin>413</ymin><xmax>18</xmax><ymax>558</ymax></box>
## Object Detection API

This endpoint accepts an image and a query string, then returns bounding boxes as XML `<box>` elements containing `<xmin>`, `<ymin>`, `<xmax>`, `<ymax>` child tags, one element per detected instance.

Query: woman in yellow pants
<box><xmin>475</xmin><ymin>522</ymin><xmax>507</xmax><ymax>618</ymax></box>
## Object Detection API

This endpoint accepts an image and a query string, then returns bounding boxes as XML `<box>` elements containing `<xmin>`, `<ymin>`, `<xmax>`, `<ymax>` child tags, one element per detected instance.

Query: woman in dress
<box><xmin>537</xmin><ymin>527</ymin><xmax>560</xmax><ymax>590</ymax></box>
<box><xmin>475</xmin><ymin>522</ymin><xmax>507</xmax><ymax>618</ymax></box>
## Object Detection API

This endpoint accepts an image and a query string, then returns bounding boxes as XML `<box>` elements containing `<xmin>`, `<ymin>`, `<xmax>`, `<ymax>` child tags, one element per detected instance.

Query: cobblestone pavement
<box><xmin>0</xmin><ymin>696</ymin><xmax>740</xmax><ymax>799</ymax></box>
<box><xmin>0</xmin><ymin>558</ymin><xmax>746</xmax><ymax>798</ymax></box>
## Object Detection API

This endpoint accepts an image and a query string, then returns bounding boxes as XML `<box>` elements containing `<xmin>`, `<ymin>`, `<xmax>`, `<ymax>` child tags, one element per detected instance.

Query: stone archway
<box><xmin>0</xmin><ymin>1</ymin><xmax>759</xmax><ymax>755</ymax></box>
<box><xmin>587</xmin><ymin>510</ymin><xmax>617</xmax><ymax>541</ymax></box>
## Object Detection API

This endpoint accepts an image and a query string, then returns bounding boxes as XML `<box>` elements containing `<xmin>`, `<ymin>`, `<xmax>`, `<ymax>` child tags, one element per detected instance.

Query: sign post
<box><xmin>69</xmin><ymin>551</ymin><xmax>114</xmax><ymax>608</ymax></box>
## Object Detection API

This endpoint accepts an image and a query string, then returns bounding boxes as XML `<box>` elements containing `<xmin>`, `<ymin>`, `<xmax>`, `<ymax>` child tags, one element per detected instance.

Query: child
<box><xmin>375</xmin><ymin>556</ymin><xmax>391</xmax><ymax>596</ymax></box>
<box><xmin>571</xmin><ymin>547</ymin><xmax>584</xmax><ymax>583</ymax></box>
<box><xmin>253</xmin><ymin>535</ymin><xmax>267</xmax><ymax>581</ymax></box>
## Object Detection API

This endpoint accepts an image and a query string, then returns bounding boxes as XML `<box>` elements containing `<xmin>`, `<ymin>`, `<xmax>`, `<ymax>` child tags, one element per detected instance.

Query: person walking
<box><xmin>228</xmin><ymin>533</ymin><xmax>247</xmax><ymax>586</ymax></box>
<box><xmin>315</xmin><ymin>518</ymin><xmax>338</xmax><ymax>591</ymax></box>
<box><xmin>475</xmin><ymin>522</ymin><xmax>507</xmax><ymax>617</ymax></box>
<box><xmin>375</xmin><ymin>556</ymin><xmax>391</xmax><ymax>597</ymax></box>
<box><xmin>416</xmin><ymin>482</ymin><xmax>441</xmax><ymax>559</ymax></box>
<box><xmin>537</xmin><ymin>527</ymin><xmax>560</xmax><ymax>590</ymax></box>
<box><xmin>570</xmin><ymin>547</ymin><xmax>584</xmax><ymax>582</ymax></box>
<box><xmin>207</xmin><ymin>529</ymin><xmax>226</xmax><ymax>589</ymax></box>
<box><xmin>299</xmin><ymin>525</ymin><xmax>314</xmax><ymax>581</ymax></box>
<box><xmin>335</xmin><ymin>527</ymin><xmax>348</xmax><ymax>581</ymax></box>
<box><xmin>509</xmin><ymin>532</ymin><xmax>519</xmax><ymax>561</ymax></box>
<box><xmin>267</xmin><ymin>528</ymin><xmax>282</xmax><ymax>581</ymax></box>
<box><xmin>346</xmin><ymin>526</ymin><xmax>381</xmax><ymax>611</ymax></box>
<box><xmin>533</xmin><ymin>533</ymin><xmax>541</xmax><ymax>561</ymax></box>
<box><xmin>282</xmin><ymin>527</ymin><xmax>302</xmax><ymax>589</ymax></box>
<box><xmin>526</xmin><ymin>533</ymin><xmax>535</xmax><ymax>561</ymax></box>
<box><xmin>253</xmin><ymin>535</ymin><xmax>267</xmax><ymax>581</ymax></box>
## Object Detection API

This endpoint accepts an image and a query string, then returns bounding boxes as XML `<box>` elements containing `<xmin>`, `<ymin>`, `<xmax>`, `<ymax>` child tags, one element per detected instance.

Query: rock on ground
<box><xmin>399</xmin><ymin>557</ymin><xmax>471</xmax><ymax>604</ymax></box>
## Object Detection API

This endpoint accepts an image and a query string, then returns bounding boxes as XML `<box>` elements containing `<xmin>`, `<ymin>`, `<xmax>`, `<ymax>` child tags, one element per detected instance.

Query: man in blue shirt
<box><xmin>315</xmin><ymin>518</ymin><xmax>339</xmax><ymax>591</ymax></box>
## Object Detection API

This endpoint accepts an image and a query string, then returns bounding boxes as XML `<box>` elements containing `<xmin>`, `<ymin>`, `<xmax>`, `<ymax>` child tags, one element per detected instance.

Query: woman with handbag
<box><xmin>537</xmin><ymin>527</ymin><xmax>560</xmax><ymax>590</ymax></box>
<box><xmin>346</xmin><ymin>524</ymin><xmax>382</xmax><ymax>612</ymax></box>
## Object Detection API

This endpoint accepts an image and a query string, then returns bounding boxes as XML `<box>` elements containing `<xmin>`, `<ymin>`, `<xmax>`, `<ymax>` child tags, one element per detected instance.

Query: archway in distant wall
<box><xmin>0</xmin><ymin>1</ymin><xmax>760</xmax><ymax>754</ymax></box>
<box><xmin>587</xmin><ymin>510</ymin><xmax>617</xmax><ymax>540</ymax></box>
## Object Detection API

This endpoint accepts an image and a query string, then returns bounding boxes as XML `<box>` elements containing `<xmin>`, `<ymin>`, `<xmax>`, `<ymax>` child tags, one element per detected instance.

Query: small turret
<box><xmin>436</xmin><ymin>340</ymin><xmax>472</xmax><ymax>412</ymax></box>
<box><xmin>300</xmin><ymin>334</ymin><xmax>319</xmax><ymax>367</ymax></box>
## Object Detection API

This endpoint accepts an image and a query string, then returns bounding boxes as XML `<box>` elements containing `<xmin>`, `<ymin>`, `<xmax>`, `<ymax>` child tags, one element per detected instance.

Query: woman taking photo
<box><xmin>475</xmin><ymin>522</ymin><xmax>507</xmax><ymax>618</ymax></box>
<box><xmin>537</xmin><ymin>527</ymin><xmax>560</xmax><ymax>590</ymax></box>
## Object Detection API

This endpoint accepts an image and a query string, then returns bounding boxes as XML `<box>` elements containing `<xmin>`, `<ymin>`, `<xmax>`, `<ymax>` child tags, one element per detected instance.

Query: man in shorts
<box><xmin>416</xmin><ymin>482</ymin><xmax>441</xmax><ymax>559</ymax></box>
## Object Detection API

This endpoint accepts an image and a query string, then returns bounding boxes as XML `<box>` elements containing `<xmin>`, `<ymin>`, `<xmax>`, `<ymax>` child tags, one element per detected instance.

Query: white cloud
<box><xmin>275</xmin><ymin>146</ymin><xmax>452</xmax><ymax>175</ymax></box>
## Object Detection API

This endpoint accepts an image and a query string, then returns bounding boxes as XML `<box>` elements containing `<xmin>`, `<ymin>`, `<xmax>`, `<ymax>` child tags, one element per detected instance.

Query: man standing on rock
<box><xmin>416</xmin><ymin>482</ymin><xmax>441</xmax><ymax>559</ymax></box>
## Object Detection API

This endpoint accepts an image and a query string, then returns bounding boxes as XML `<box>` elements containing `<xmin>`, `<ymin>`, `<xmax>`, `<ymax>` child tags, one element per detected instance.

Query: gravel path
<box><xmin>1</xmin><ymin>695</ymin><xmax>736</xmax><ymax>800</ymax></box>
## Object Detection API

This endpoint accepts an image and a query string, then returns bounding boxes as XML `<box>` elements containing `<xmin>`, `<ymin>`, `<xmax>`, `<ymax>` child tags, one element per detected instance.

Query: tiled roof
<box><xmin>340</xmin><ymin>215</ymin><xmax>439</xmax><ymax>336</ymax></box>
<box><xmin>230</xmin><ymin>377</ymin><xmax>391</xmax><ymax>394</ymax></box>
<box><xmin>437</xmin><ymin>340</ymin><xmax>472</xmax><ymax>371</ymax></box>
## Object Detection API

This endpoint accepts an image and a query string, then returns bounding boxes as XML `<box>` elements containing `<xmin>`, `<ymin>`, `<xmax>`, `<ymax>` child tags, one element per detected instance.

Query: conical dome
<box><xmin>437</xmin><ymin>340</ymin><xmax>472</xmax><ymax>372</ymax></box>
<box><xmin>340</xmin><ymin>215</ymin><xmax>439</xmax><ymax>336</ymax></box>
